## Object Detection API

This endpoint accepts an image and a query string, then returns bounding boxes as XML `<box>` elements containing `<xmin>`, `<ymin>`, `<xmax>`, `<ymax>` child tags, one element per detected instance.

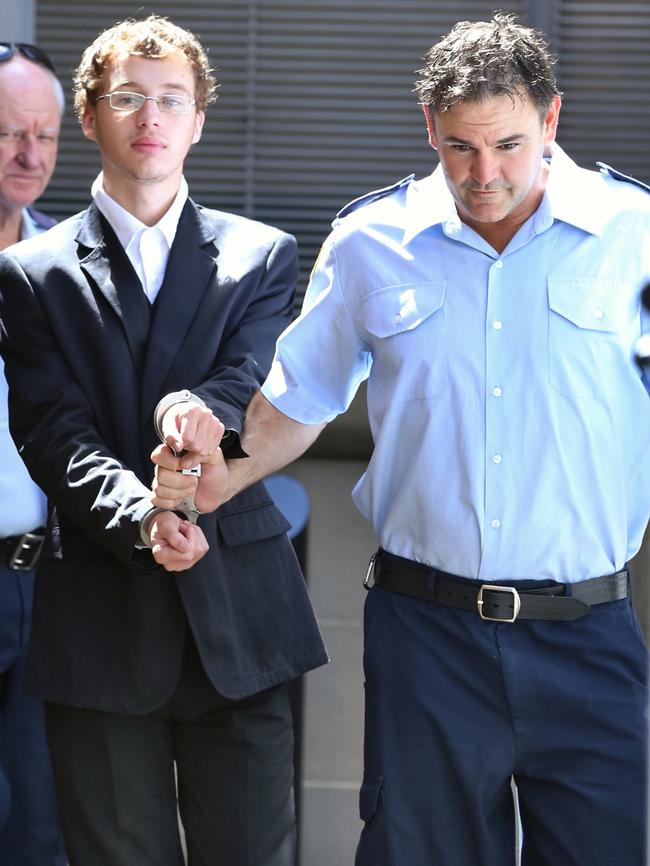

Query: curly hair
<box><xmin>73</xmin><ymin>14</ymin><xmax>217</xmax><ymax>119</ymax></box>
<box><xmin>415</xmin><ymin>13</ymin><xmax>560</xmax><ymax>117</ymax></box>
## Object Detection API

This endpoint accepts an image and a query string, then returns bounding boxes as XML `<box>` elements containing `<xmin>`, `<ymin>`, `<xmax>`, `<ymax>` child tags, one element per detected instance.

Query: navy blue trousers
<box><xmin>0</xmin><ymin>563</ymin><xmax>66</xmax><ymax>866</ymax></box>
<box><xmin>356</xmin><ymin>581</ymin><xmax>647</xmax><ymax>866</ymax></box>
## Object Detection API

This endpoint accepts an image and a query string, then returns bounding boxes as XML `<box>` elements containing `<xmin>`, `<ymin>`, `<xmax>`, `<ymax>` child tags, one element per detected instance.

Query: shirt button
<box><xmin>492</xmin><ymin>387</ymin><xmax>502</xmax><ymax>397</ymax></box>
<box><xmin>493</xmin><ymin>320</ymin><xmax>503</xmax><ymax>330</ymax></box>
<box><xmin>393</xmin><ymin>314</ymin><xmax>402</xmax><ymax>325</ymax></box>
<box><xmin>495</xmin><ymin>260</ymin><xmax>504</xmax><ymax>269</ymax></box>
<box><xmin>594</xmin><ymin>308</ymin><xmax>604</xmax><ymax>320</ymax></box>
<box><xmin>491</xmin><ymin>519</ymin><xmax>501</xmax><ymax>529</ymax></box>
<box><xmin>492</xmin><ymin>454</ymin><xmax>502</xmax><ymax>464</ymax></box>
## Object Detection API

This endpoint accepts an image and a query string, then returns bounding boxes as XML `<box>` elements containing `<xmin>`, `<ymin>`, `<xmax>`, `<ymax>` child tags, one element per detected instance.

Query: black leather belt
<box><xmin>0</xmin><ymin>529</ymin><xmax>46</xmax><ymax>571</ymax></box>
<box><xmin>365</xmin><ymin>549</ymin><xmax>629</xmax><ymax>623</ymax></box>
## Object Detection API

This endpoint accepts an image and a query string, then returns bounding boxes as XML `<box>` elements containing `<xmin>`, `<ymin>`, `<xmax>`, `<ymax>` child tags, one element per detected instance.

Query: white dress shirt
<box><xmin>91</xmin><ymin>172</ymin><xmax>188</xmax><ymax>302</ymax></box>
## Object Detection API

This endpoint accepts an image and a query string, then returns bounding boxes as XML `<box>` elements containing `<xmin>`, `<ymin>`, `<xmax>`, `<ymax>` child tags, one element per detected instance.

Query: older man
<box><xmin>0</xmin><ymin>42</ymin><xmax>65</xmax><ymax>866</ymax></box>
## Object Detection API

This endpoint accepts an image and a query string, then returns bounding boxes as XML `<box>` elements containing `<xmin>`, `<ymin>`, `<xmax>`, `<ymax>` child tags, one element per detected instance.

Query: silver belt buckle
<box><xmin>9</xmin><ymin>531</ymin><xmax>45</xmax><ymax>571</ymax></box>
<box><xmin>477</xmin><ymin>584</ymin><xmax>521</xmax><ymax>623</ymax></box>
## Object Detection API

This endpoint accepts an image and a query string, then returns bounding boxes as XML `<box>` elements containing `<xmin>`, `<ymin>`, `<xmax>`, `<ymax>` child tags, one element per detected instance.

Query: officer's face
<box><xmin>425</xmin><ymin>92</ymin><xmax>560</xmax><ymax>236</ymax></box>
<box><xmin>82</xmin><ymin>52</ymin><xmax>204</xmax><ymax>204</ymax></box>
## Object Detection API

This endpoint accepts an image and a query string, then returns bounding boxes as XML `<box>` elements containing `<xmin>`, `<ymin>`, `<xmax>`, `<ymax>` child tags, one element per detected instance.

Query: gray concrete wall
<box><xmin>0</xmin><ymin>2</ymin><xmax>35</xmax><ymax>41</ymax></box>
<box><xmin>283</xmin><ymin>457</ymin><xmax>372</xmax><ymax>866</ymax></box>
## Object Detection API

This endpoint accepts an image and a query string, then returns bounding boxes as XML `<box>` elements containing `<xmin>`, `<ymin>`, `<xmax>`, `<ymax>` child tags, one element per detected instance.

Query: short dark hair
<box><xmin>415</xmin><ymin>13</ymin><xmax>560</xmax><ymax>118</ymax></box>
<box><xmin>74</xmin><ymin>14</ymin><xmax>217</xmax><ymax>119</ymax></box>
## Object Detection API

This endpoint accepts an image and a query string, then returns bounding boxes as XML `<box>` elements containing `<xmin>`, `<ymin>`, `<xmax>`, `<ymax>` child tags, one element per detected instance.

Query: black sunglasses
<box><xmin>0</xmin><ymin>42</ymin><xmax>56</xmax><ymax>74</ymax></box>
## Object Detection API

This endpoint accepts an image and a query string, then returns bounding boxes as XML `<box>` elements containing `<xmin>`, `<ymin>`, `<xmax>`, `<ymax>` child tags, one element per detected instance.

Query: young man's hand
<box><xmin>160</xmin><ymin>401</ymin><xmax>224</xmax><ymax>460</ymax></box>
<box><xmin>149</xmin><ymin>510</ymin><xmax>209</xmax><ymax>571</ymax></box>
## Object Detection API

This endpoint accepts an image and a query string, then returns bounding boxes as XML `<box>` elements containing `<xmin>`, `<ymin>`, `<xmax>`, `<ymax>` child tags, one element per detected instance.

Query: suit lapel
<box><xmin>140</xmin><ymin>200</ymin><xmax>218</xmax><ymax>422</ymax></box>
<box><xmin>77</xmin><ymin>205</ymin><xmax>151</xmax><ymax>372</ymax></box>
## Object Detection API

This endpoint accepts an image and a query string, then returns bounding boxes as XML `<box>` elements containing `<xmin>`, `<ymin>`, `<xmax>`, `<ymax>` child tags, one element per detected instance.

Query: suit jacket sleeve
<box><xmin>187</xmin><ymin>229</ymin><xmax>298</xmax><ymax>455</ymax></box>
<box><xmin>0</xmin><ymin>250</ymin><xmax>152</xmax><ymax>563</ymax></box>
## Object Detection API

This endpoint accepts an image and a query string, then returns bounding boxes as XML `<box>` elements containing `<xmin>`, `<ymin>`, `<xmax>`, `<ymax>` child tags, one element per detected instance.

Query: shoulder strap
<box><xmin>335</xmin><ymin>175</ymin><xmax>415</xmax><ymax>220</ymax></box>
<box><xmin>596</xmin><ymin>162</ymin><xmax>650</xmax><ymax>193</ymax></box>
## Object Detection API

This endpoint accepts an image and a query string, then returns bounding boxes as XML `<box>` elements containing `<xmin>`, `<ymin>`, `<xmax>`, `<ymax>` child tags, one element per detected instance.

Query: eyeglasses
<box><xmin>95</xmin><ymin>91</ymin><xmax>196</xmax><ymax>115</ymax></box>
<box><xmin>0</xmin><ymin>42</ymin><xmax>56</xmax><ymax>73</ymax></box>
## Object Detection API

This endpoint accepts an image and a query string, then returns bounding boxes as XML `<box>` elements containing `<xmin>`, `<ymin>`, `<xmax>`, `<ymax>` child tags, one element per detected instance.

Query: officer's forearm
<box><xmin>226</xmin><ymin>391</ymin><xmax>325</xmax><ymax>500</ymax></box>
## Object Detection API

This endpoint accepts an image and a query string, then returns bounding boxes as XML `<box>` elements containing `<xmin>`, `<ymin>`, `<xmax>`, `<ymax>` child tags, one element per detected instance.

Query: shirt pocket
<box><xmin>362</xmin><ymin>280</ymin><xmax>447</xmax><ymax>403</ymax></box>
<box><xmin>547</xmin><ymin>277</ymin><xmax>639</xmax><ymax>399</ymax></box>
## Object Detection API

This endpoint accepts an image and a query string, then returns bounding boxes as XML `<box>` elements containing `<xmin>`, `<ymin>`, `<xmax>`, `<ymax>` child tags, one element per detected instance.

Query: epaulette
<box><xmin>335</xmin><ymin>175</ymin><xmax>415</xmax><ymax>221</ymax></box>
<box><xmin>596</xmin><ymin>162</ymin><xmax>650</xmax><ymax>193</ymax></box>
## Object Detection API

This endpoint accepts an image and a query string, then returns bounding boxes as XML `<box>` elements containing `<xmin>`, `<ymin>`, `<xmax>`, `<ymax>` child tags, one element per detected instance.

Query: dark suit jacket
<box><xmin>0</xmin><ymin>199</ymin><xmax>327</xmax><ymax>713</ymax></box>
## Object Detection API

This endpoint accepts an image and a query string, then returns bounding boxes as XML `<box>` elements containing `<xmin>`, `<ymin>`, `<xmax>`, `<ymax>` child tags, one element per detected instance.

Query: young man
<box><xmin>0</xmin><ymin>16</ymin><xmax>326</xmax><ymax>866</ymax></box>
<box><xmin>0</xmin><ymin>42</ymin><xmax>65</xmax><ymax>866</ymax></box>
<box><xmin>154</xmin><ymin>13</ymin><xmax>650</xmax><ymax>866</ymax></box>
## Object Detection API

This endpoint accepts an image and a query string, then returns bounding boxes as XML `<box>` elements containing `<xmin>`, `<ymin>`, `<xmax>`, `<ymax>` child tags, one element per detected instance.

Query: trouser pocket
<box><xmin>355</xmin><ymin>771</ymin><xmax>394</xmax><ymax>866</ymax></box>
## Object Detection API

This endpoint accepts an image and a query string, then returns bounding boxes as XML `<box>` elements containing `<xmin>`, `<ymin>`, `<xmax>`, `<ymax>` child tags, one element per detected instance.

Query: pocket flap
<box><xmin>363</xmin><ymin>281</ymin><xmax>446</xmax><ymax>338</ymax></box>
<box><xmin>217</xmin><ymin>503</ymin><xmax>291</xmax><ymax>546</ymax></box>
<box><xmin>359</xmin><ymin>771</ymin><xmax>384</xmax><ymax>822</ymax></box>
<box><xmin>548</xmin><ymin>277</ymin><xmax>638</xmax><ymax>332</ymax></box>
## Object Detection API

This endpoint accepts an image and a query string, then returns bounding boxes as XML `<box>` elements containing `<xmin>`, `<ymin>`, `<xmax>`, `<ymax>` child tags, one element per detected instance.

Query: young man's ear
<box><xmin>422</xmin><ymin>104</ymin><xmax>438</xmax><ymax>150</ymax></box>
<box><xmin>81</xmin><ymin>105</ymin><xmax>98</xmax><ymax>143</ymax></box>
<box><xmin>192</xmin><ymin>110</ymin><xmax>205</xmax><ymax>145</ymax></box>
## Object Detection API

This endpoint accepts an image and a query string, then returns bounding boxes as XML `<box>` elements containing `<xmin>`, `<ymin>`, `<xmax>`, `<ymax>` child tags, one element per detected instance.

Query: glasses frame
<box><xmin>95</xmin><ymin>90</ymin><xmax>197</xmax><ymax>116</ymax></box>
<box><xmin>0</xmin><ymin>42</ymin><xmax>56</xmax><ymax>73</ymax></box>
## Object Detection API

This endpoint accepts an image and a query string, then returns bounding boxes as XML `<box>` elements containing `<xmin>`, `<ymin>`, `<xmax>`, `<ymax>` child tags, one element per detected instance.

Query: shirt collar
<box><xmin>542</xmin><ymin>143</ymin><xmax>607</xmax><ymax>236</ymax></box>
<box><xmin>91</xmin><ymin>172</ymin><xmax>189</xmax><ymax>250</ymax></box>
<box><xmin>402</xmin><ymin>166</ymin><xmax>458</xmax><ymax>246</ymax></box>
<box><xmin>402</xmin><ymin>143</ymin><xmax>605</xmax><ymax>247</ymax></box>
<box><xmin>20</xmin><ymin>208</ymin><xmax>41</xmax><ymax>240</ymax></box>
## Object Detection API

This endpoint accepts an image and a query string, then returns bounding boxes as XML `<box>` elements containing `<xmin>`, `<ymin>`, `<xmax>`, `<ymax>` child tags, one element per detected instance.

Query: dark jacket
<box><xmin>0</xmin><ymin>199</ymin><xmax>327</xmax><ymax>712</ymax></box>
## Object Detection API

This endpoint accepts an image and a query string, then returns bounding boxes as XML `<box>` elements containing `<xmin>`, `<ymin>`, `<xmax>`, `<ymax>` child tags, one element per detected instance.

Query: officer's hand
<box><xmin>193</xmin><ymin>450</ymin><xmax>230</xmax><ymax>514</ymax></box>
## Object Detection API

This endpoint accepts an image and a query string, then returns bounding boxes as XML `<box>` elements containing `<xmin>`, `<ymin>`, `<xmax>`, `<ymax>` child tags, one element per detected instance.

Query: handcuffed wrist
<box><xmin>154</xmin><ymin>390</ymin><xmax>207</xmax><ymax>443</ymax></box>
<box><xmin>139</xmin><ymin>503</ymin><xmax>200</xmax><ymax>548</ymax></box>
<box><xmin>140</xmin><ymin>507</ymin><xmax>167</xmax><ymax>548</ymax></box>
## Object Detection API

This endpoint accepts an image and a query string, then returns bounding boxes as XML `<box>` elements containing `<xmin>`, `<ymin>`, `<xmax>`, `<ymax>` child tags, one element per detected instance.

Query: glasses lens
<box><xmin>108</xmin><ymin>92</ymin><xmax>145</xmax><ymax>112</ymax></box>
<box><xmin>0</xmin><ymin>43</ymin><xmax>15</xmax><ymax>63</ymax></box>
<box><xmin>158</xmin><ymin>95</ymin><xmax>193</xmax><ymax>114</ymax></box>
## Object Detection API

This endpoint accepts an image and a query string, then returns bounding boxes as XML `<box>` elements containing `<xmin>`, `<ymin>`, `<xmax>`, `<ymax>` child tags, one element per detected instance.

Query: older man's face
<box><xmin>0</xmin><ymin>55</ymin><xmax>61</xmax><ymax>213</ymax></box>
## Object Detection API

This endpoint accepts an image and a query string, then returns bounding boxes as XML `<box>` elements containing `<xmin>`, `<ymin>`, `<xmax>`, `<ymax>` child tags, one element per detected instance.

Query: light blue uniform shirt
<box><xmin>0</xmin><ymin>210</ymin><xmax>49</xmax><ymax>537</ymax></box>
<box><xmin>263</xmin><ymin>145</ymin><xmax>650</xmax><ymax>583</ymax></box>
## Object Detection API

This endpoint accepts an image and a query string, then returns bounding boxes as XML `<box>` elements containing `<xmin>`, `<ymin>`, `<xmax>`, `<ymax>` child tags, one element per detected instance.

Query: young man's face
<box><xmin>425</xmin><ymin>92</ymin><xmax>561</xmax><ymax>235</ymax></box>
<box><xmin>82</xmin><ymin>52</ymin><xmax>204</xmax><ymax>199</ymax></box>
